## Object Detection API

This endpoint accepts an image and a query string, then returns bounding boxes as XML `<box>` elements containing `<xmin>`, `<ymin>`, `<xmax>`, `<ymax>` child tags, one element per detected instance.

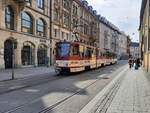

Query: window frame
<box><xmin>36</xmin><ymin>18</ymin><xmax>46</xmax><ymax>37</ymax></box>
<box><xmin>5</xmin><ymin>6</ymin><xmax>14</xmax><ymax>30</ymax></box>
<box><xmin>37</xmin><ymin>0</ymin><xmax>44</xmax><ymax>9</ymax></box>
<box><xmin>21</xmin><ymin>12</ymin><xmax>33</xmax><ymax>34</ymax></box>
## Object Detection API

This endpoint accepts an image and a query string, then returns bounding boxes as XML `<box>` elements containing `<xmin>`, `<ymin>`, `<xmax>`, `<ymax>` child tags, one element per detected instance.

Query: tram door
<box><xmin>4</xmin><ymin>40</ymin><xmax>13</xmax><ymax>69</ymax></box>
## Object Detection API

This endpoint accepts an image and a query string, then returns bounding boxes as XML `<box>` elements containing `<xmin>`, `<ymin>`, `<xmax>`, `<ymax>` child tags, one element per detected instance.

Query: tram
<box><xmin>55</xmin><ymin>41</ymin><xmax>117</xmax><ymax>74</ymax></box>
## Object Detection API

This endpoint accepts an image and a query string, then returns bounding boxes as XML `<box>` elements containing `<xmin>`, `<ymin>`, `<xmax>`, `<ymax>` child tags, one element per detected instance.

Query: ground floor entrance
<box><xmin>4</xmin><ymin>40</ymin><xmax>13</xmax><ymax>69</ymax></box>
<box><xmin>37</xmin><ymin>44</ymin><xmax>48</xmax><ymax>66</ymax></box>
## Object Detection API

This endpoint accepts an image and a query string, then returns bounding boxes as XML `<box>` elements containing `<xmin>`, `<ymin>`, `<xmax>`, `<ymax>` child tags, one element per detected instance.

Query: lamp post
<box><xmin>11</xmin><ymin>38</ymin><xmax>17</xmax><ymax>80</ymax></box>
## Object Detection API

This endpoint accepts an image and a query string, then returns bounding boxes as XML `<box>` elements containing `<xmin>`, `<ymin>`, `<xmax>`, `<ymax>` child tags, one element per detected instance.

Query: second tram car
<box><xmin>55</xmin><ymin>41</ymin><xmax>117</xmax><ymax>74</ymax></box>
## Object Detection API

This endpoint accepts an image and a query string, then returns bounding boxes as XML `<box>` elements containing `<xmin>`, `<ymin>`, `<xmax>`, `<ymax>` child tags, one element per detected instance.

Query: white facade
<box><xmin>98</xmin><ymin>21</ymin><xmax>128</xmax><ymax>59</ymax></box>
<box><xmin>118</xmin><ymin>32</ymin><xmax>128</xmax><ymax>59</ymax></box>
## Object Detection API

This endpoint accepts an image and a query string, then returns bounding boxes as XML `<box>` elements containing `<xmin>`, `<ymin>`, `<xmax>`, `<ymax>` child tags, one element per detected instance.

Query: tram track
<box><xmin>0</xmin><ymin>63</ymin><xmax>116</xmax><ymax>95</ymax></box>
<box><xmin>3</xmin><ymin>72</ymin><xmax>107</xmax><ymax>113</ymax></box>
<box><xmin>1</xmin><ymin>63</ymin><xmax>126</xmax><ymax>113</ymax></box>
<box><xmin>38</xmin><ymin>65</ymin><xmax>127</xmax><ymax>113</ymax></box>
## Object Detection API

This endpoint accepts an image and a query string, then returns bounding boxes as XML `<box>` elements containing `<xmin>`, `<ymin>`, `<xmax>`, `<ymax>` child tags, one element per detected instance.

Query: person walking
<box><xmin>128</xmin><ymin>58</ymin><xmax>132</xmax><ymax>69</ymax></box>
<box><xmin>135</xmin><ymin>58</ymin><xmax>141</xmax><ymax>70</ymax></box>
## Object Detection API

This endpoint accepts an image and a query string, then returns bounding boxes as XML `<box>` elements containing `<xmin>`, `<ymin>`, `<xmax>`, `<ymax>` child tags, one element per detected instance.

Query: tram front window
<box><xmin>57</xmin><ymin>43</ymin><xmax>70</xmax><ymax>57</ymax></box>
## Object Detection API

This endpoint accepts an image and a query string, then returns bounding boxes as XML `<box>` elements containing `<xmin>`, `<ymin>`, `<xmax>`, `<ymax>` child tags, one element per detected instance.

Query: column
<box><xmin>15</xmin><ymin>43</ymin><xmax>22</xmax><ymax>68</ymax></box>
<box><xmin>0</xmin><ymin>41</ymin><xmax>4</xmax><ymax>69</ymax></box>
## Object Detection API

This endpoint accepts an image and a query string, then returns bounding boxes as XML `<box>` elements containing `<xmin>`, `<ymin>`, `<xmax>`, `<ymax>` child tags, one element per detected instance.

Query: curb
<box><xmin>78</xmin><ymin>66</ymin><xmax>128</xmax><ymax>113</ymax></box>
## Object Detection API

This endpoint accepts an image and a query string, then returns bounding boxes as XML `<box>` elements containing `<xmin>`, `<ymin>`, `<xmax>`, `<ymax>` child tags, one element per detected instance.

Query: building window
<box><xmin>72</xmin><ymin>19</ymin><xmax>78</xmax><ymax>28</ymax></box>
<box><xmin>54</xmin><ymin>9</ymin><xmax>59</xmax><ymax>22</ymax></box>
<box><xmin>104</xmin><ymin>31</ymin><xmax>108</xmax><ymax>49</ymax></box>
<box><xmin>54</xmin><ymin>29</ymin><xmax>57</xmax><ymax>37</ymax></box>
<box><xmin>63</xmin><ymin>0</ymin><xmax>70</xmax><ymax>10</ymax></box>
<box><xmin>84</xmin><ymin>24</ymin><xmax>88</xmax><ymax>35</ymax></box>
<box><xmin>62</xmin><ymin>32</ymin><xmax>64</xmax><ymax>40</ymax></box>
<box><xmin>5</xmin><ymin>6</ymin><xmax>14</xmax><ymax>30</ymax></box>
<box><xmin>37</xmin><ymin>44</ymin><xmax>47</xmax><ymax>66</ymax></box>
<box><xmin>73</xmin><ymin>4</ymin><xmax>78</xmax><ymax>16</ymax></box>
<box><xmin>63</xmin><ymin>13</ymin><xmax>70</xmax><ymax>28</ymax></box>
<box><xmin>37</xmin><ymin>18</ymin><xmax>46</xmax><ymax>37</ymax></box>
<box><xmin>21</xmin><ymin>42</ymin><xmax>35</xmax><ymax>66</ymax></box>
<box><xmin>37</xmin><ymin>0</ymin><xmax>44</xmax><ymax>9</ymax></box>
<box><xmin>66</xmin><ymin>33</ymin><xmax>69</xmax><ymax>40</ymax></box>
<box><xmin>21</xmin><ymin>12</ymin><xmax>33</xmax><ymax>34</ymax></box>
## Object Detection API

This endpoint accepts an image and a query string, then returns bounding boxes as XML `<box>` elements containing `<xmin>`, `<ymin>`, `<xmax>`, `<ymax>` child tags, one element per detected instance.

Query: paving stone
<box><xmin>92</xmin><ymin>69</ymin><xmax>150</xmax><ymax>113</ymax></box>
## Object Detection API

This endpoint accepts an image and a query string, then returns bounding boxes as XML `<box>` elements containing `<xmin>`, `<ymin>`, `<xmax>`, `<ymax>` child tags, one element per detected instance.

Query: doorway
<box><xmin>4</xmin><ymin>40</ymin><xmax>13</xmax><ymax>69</ymax></box>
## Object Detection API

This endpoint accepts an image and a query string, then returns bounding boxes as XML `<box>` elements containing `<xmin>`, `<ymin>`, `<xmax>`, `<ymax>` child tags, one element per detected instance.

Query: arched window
<box><xmin>5</xmin><ymin>6</ymin><xmax>14</xmax><ymax>30</ymax></box>
<box><xmin>37</xmin><ymin>44</ymin><xmax>47</xmax><ymax>66</ymax></box>
<box><xmin>37</xmin><ymin>18</ymin><xmax>46</xmax><ymax>36</ymax></box>
<box><xmin>21</xmin><ymin>42</ymin><xmax>35</xmax><ymax>65</ymax></box>
<box><xmin>21</xmin><ymin>12</ymin><xmax>33</xmax><ymax>34</ymax></box>
<box><xmin>37</xmin><ymin>0</ymin><xmax>44</xmax><ymax>9</ymax></box>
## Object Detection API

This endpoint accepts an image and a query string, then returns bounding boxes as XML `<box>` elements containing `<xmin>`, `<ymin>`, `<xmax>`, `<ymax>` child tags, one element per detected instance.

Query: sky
<box><xmin>86</xmin><ymin>0</ymin><xmax>142</xmax><ymax>42</ymax></box>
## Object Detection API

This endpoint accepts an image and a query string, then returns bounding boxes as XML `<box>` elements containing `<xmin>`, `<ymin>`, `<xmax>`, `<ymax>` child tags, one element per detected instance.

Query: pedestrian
<box><xmin>131</xmin><ymin>58</ymin><xmax>134</xmax><ymax>67</ymax></box>
<box><xmin>128</xmin><ymin>58</ymin><xmax>132</xmax><ymax>69</ymax></box>
<box><xmin>136</xmin><ymin>58</ymin><xmax>141</xmax><ymax>68</ymax></box>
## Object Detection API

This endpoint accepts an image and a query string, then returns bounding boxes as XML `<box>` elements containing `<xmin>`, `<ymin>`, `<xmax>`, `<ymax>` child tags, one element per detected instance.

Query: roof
<box><xmin>130</xmin><ymin>42</ymin><xmax>139</xmax><ymax>47</ymax></box>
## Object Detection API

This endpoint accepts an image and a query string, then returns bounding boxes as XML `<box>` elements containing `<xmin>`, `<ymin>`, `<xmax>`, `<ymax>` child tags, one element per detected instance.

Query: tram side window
<box><xmin>79</xmin><ymin>45</ymin><xmax>84</xmax><ymax>59</ymax></box>
<box><xmin>85</xmin><ymin>48</ymin><xmax>92</xmax><ymax>58</ymax></box>
<box><xmin>72</xmin><ymin>45</ymin><xmax>79</xmax><ymax>55</ymax></box>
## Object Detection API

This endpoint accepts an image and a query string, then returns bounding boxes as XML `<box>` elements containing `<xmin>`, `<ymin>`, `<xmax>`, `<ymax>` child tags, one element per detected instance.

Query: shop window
<box><xmin>21</xmin><ymin>43</ymin><xmax>35</xmax><ymax>66</ymax></box>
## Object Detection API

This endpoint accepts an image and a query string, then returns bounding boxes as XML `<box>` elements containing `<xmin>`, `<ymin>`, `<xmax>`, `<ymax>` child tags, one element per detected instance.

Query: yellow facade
<box><xmin>139</xmin><ymin>0</ymin><xmax>150</xmax><ymax>72</ymax></box>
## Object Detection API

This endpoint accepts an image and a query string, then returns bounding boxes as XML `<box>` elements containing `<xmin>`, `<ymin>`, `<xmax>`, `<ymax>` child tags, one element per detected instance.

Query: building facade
<box><xmin>98</xmin><ymin>17</ymin><xmax>126</xmax><ymax>58</ymax></box>
<box><xmin>118</xmin><ymin>32</ymin><xmax>128</xmax><ymax>59</ymax></box>
<box><xmin>51</xmin><ymin>0</ymin><xmax>99</xmax><ymax>64</ymax></box>
<box><xmin>130</xmin><ymin>42</ymin><xmax>140</xmax><ymax>59</ymax></box>
<box><xmin>0</xmin><ymin>0</ymin><xmax>129</xmax><ymax>69</ymax></box>
<box><xmin>0</xmin><ymin>0</ymin><xmax>51</xmax><ymax>69</ymax></box>
<box><xmin>139</xmin><ymin>0</ymin><xmax>150</xmax><ymax>71</ymax></box>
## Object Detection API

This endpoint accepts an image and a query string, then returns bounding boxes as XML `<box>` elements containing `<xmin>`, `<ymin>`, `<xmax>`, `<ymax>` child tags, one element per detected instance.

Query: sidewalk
<box><xmin>0</xmin><ymin>66</ymin><xmax>55</xmax><ymax>81</ymax></box>
<box><xmin>79</xmin><ymin>67</ymin><xmax>150</xmax><ymax>113</ymax></box>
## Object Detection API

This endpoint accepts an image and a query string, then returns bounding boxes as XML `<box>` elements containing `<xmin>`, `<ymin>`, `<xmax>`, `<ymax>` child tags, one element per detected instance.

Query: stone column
<box><xmin>15</xmin><ymin>42</ymin><xmax>22</xmax><ymax>68</ymax></box>
<box><xmin>0</xmin><ymin>41</ymin><xmax>5</xmax><ymax>69</ymax></box>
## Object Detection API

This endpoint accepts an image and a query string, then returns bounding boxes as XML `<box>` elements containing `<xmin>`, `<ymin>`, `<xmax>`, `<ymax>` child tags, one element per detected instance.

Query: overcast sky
<box><xmin>86</xmin><ymin>0</ymin><xmax>142</xmax><ymax>42</ymax></box>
